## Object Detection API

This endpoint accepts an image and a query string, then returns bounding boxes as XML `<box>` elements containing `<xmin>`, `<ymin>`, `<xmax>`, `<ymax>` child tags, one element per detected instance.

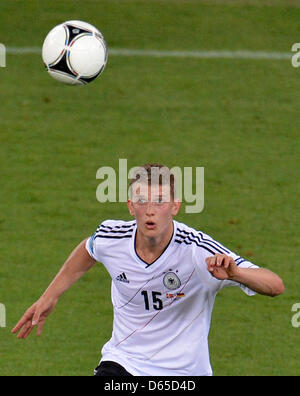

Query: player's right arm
<box><xmin>12</xmin><ymin>238</ymin><xmax>96</xmax><ymax>339</ymax></box>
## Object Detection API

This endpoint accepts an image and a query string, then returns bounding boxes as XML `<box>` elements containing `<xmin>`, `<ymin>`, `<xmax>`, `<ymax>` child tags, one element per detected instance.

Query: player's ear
<box><xmin>127</xmin><ymin>200</ymin><xmax>135</xmax><ymax>217</ymax></box>
<box><xmin>171</xmin><ymin>199</ymin><xmax>181</xmax><ymax>216</ymax></box>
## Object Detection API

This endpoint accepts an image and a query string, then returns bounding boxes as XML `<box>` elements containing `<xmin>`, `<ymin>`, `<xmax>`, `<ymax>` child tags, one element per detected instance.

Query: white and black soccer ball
<box><xmin>42</xmin><ymin>20</ymin><xmax>107</xmax><ymax>85</ymax></box>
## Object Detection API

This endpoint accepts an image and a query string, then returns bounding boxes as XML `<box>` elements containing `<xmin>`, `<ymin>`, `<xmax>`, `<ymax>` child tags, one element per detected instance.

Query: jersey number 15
<box><xmin>141</xmin><ymin>291</ymin><xmax>163</xmax><ymax>311</ymax></box>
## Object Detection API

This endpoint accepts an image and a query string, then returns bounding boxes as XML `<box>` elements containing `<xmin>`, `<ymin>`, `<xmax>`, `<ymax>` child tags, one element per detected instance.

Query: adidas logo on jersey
<box><xmin>116</xmin><ymin>272</ymin><xmax>130</xmax><ymax>283</ymax></box>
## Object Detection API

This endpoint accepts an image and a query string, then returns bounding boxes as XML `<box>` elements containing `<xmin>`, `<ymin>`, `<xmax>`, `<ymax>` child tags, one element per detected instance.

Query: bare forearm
<box><xmin>42</xmin><ymin>239</ymin><xmax>96</xmax><ymax>301</ymax></box>
<box><xmin>12</xmin><ymin>238</ymin><xmax>97</xmax><ymax>339</ymax></box>
<box><xmin>230</xmin><ymin>267</ymin><xmax>284</xmax><ymax>297</ymax></box>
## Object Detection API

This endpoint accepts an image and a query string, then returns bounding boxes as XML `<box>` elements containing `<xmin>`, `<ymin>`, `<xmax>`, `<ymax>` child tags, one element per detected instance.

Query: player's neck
<box><xmin>135</xmin><ymin>222</ymin><xmax>174</xmax><ymax>265</ymax></box>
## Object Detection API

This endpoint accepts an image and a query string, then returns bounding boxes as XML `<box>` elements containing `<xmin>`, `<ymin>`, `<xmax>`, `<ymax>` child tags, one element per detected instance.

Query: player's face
<box><xmin>127</xmin><ymin>183</ymin><xmax>181</xmax><ymax>237</ymax></box>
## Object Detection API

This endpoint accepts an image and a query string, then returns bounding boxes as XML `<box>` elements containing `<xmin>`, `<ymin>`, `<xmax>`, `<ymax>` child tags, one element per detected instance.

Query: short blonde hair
<box><xmin>129</xmin><ymin>163</ymin><xmax>175</xmax><ymax>200</ymax></box>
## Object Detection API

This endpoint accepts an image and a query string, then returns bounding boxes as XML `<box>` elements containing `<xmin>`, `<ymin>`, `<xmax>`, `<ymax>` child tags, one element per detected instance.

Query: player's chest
<box><xmin>106</xmin><ymin>251</ymin><xmax>199</xmax><ymax>309</ymax></box>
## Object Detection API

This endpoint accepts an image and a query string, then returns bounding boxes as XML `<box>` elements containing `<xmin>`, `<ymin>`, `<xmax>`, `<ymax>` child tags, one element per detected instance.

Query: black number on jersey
<box><xmin>141</xmin><ymin>291</ymin><xmax>163</xmax><ymax>311</ymax></box>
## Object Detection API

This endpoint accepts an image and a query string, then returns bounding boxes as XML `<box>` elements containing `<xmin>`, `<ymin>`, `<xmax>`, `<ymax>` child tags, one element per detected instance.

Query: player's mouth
<box><xmin>145</xmin><ymin>221</ymin><xmax>157</xmax><ymax>230</ymax></box>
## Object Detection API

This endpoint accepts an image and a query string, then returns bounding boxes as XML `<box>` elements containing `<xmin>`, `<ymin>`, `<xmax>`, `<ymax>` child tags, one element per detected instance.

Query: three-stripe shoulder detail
<box><xmin>175</xmin><ymin>227</ymin><xmax>230</xmax><ymax>255</ymax></box>
<box><xmin>95</xmin><ymin>222</ymin><xmax>136</xmax><ymax>240</ymax></box>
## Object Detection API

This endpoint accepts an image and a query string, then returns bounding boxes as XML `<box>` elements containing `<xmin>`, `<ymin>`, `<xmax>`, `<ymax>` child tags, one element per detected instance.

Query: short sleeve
<box><xmin>85</xmin><ymin>233</ymin><xmax>98</xmax><ymax>261</ymax></box>
<box><xmin>85</xmin><ymin>219</ymin><xmax>135</xmax><ymax>264</ymax></box>
<box><xmin>192</xmin><ymin>230</ymin><xmax>259</xmax><ymax>296</ymax></box>
<box><xmin>85</xmin><ymin>220</ymin><xmax>107</xmax><ymax>263</ymax></box>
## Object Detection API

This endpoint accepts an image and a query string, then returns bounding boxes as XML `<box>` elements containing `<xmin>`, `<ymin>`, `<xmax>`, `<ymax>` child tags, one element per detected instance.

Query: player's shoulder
<box><xmin>94</xmin><ymin>219</ymin><xmax>136</xmax><ymax>239</ymax></box>
<box><xmin>87</xmin><ymin>220</ymin><xmax>136</xmax><ymax>261</ymax></box>
<box><xmin>97</xmin><ymin>219</ymin><xmax>136</xmax><ymax>230</ymax></box>
<box><xmin>174</xmin><ymin>220</ymin><xmax>213</xmax><ymax>239</ymax></box>
<box><xmin>174</xmin><ymin>220</ymin><xmax>231</xmax><ymax>256</ymax></box>
<box><xmin>174</xmin><ymin>220</ymin><xmax>202</xmax><ymax>249</ymax></box>
<box><xmin>174</xmin><ymin>220</ymin><xmax>202</xmax><ymax>239</ymax></box>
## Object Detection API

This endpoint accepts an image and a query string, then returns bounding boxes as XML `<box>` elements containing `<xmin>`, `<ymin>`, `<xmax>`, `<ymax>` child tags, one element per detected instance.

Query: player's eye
<box><xmin>154</xmin><ymin>196</ymin><xmax>168</xmax><ymax>204</ymax></box>
<box><xmin>136</xmin><ymin>198</ymin><xmax>147</xmax><ymax>204</ymax></box>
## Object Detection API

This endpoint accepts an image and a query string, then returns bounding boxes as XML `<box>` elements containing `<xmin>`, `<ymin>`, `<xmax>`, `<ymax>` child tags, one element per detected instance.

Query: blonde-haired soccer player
<box><xmin>13</xmin><ymin>163</ymin><xmax>284</xmax><ymax>376</ymax></box>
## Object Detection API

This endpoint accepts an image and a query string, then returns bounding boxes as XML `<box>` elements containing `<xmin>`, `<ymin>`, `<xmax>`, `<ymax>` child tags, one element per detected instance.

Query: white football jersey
<box><xmin>86</xmin><ymin>219</ymin><xmax>259</xmax><ymax>376</ymax></box>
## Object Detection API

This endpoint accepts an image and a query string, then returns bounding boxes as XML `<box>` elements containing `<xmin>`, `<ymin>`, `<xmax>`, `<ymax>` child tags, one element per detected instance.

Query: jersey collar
<box><xmin>130</xmin><ymin>220</ymin><xmax>177</xmax><ymax>269</ymax></box>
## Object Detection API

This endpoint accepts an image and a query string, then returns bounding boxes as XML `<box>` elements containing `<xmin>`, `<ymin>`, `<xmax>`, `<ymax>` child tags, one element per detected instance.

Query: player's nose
<box><xmin>145</xmin><ymin>201</ymin><xmax>156</xmax><ymax>215</ymax></box>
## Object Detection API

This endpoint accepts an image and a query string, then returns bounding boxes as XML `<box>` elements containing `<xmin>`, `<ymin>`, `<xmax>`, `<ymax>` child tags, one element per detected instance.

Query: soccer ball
<box><xmin>42</xmin><ymin>20</ymin><xmax>107</xmax><ymax>85</ymax></box>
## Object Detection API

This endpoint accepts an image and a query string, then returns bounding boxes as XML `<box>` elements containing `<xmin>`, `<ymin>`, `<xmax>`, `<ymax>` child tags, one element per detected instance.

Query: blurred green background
<box><xmin>0</xmin><ymin>0</ymin><xmax>299</xmax><ymax>376</ymax></box>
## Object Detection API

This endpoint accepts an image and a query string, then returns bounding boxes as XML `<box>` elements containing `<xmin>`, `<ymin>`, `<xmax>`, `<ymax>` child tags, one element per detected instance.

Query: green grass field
<box><xmin>0</xmin><ymin>0</ymin><xmax>299</xmax><ymax>376</ymax></box>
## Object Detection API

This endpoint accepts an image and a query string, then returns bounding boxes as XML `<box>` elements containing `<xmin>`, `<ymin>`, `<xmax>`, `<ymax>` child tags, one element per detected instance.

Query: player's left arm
<box><xmin>206</xmin><ymin>254</ymin><xmax>284</xmax><ymax>297</ymax></box>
